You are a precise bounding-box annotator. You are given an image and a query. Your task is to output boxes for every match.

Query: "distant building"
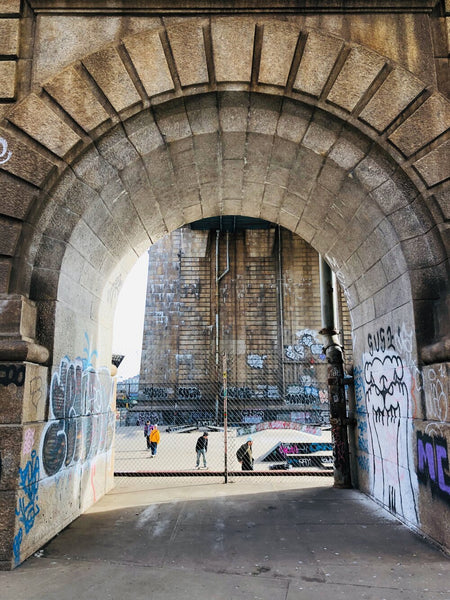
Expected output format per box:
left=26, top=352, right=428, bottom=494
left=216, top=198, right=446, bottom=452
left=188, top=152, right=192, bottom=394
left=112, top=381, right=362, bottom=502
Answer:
left=138, top=218, right=351, bottom=425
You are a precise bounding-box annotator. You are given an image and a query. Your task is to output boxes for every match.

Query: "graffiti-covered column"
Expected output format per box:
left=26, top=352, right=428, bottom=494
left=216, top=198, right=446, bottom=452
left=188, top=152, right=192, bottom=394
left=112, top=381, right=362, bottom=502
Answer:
left=416, top=362, right=450, bottom=550
left=0, top=295, right=49, bottom=570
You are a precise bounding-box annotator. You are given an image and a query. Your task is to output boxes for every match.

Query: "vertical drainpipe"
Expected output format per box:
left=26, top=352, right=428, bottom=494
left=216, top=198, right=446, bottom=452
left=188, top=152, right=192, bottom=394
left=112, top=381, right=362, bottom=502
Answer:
left=319, top=256, right=352, bottom=488
left=277, top=226, right=286, bottom=402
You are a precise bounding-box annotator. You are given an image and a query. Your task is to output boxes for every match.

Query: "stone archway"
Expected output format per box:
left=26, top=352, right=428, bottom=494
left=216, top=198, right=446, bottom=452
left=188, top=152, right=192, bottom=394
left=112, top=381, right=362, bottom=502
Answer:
left=0, top=20, right=448, bottom=568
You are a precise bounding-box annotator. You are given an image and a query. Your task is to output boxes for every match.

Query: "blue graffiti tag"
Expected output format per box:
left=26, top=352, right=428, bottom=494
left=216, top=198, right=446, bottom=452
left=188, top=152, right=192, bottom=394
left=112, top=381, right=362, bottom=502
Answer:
left=13, top=527, right=23, bottom=564
left=82, top=332, right=98, bottom=370
left=15, top=450, right=40, bottom=534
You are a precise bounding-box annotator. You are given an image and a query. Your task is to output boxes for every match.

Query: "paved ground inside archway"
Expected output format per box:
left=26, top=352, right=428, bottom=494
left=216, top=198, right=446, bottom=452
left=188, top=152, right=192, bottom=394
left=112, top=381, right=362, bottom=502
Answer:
left=1, top=478, right=448, bottom=600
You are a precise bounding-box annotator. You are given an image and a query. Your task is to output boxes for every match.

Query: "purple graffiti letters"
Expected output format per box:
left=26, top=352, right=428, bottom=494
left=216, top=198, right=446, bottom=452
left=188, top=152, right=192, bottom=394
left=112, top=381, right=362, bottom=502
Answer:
left=417, top=432, right=450, bottom=503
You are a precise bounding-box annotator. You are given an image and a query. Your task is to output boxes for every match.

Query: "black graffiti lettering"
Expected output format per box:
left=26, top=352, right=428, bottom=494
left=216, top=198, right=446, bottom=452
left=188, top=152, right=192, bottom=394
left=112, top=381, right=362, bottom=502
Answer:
left=0, top=364, right=25, bottom=387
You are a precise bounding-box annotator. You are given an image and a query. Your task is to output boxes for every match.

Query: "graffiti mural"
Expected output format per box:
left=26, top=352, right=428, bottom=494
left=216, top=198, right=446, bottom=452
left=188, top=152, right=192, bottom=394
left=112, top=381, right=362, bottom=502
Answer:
left=416, top=363, right=449, bottom=505
left=362, top=325, right=418, bottom=522
left=40, top=336, right=115, bottom=477
left=417, top=432, right=450, bottom=504
left=13, top=449, right=40, bottom=564
left=285, top=329, right=325, bottom=362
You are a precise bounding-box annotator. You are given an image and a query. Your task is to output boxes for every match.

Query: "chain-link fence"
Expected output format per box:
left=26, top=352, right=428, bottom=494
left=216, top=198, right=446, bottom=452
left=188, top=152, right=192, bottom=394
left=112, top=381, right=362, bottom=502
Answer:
left=114, top=354, right=335, bottom=478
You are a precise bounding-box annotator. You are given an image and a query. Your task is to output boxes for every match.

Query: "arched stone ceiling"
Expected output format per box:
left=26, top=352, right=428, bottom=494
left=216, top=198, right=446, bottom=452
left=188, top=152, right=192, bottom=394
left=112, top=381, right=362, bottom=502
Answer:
left=0, top=21, right=448, bottom=350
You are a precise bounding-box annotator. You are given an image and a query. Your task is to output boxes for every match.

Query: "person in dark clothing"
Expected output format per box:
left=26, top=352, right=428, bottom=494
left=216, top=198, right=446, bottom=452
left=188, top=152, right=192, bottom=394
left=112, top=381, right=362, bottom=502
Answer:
left=236, top=438, right=254, bottom=471
left=195, top=432, right=209, bottom=469
left=143, top=420, right=152, bottom=450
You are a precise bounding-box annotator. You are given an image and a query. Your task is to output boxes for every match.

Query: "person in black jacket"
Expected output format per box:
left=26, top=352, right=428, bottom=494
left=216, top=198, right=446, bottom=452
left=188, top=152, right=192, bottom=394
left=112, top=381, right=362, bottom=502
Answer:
left=236, top=438, right=254, bottom=471
left=195, top=432, right=208, bottom=469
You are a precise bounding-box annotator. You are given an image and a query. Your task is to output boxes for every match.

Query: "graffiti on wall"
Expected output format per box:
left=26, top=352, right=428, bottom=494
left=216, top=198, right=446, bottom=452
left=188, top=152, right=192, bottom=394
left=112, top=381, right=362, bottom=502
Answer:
left=416, top=363, right=449, bottom=505
left=0, top=364, right=25, bottom=387
left=13, top=448, right=40, bottom=564
left=285, top=329, right=325, bottom=362
left=247, top=354, right=266, bottom=369
left=417, top=432, right=450, bottom=504
left=40, top=334, right=115, bottom=477
left=361, top=325, right=418, bottom=523
left=0, top=137, right=12, bottom=164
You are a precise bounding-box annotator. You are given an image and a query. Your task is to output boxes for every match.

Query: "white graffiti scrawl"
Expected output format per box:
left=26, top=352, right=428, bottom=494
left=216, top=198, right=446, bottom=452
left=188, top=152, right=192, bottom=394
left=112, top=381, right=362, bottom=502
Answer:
left=0, top=137, right=12, bottom=164
left=363, top=325, right=418, bottom=524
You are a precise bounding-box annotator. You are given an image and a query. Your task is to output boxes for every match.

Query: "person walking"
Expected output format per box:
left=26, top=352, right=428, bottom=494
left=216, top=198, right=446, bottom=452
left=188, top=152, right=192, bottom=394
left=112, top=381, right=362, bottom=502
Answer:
left=236, top=437, right=254, bottom=471
left=149, top=424, right=160, bottom=457
left=195, top=432, right=208, bottom=469
left=143, top=420, right=152, bottom=450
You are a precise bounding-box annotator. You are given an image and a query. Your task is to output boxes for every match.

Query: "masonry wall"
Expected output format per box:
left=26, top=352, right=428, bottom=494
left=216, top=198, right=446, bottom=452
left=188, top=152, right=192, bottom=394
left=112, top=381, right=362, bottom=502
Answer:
left=139, top=226, right=351, bottom=423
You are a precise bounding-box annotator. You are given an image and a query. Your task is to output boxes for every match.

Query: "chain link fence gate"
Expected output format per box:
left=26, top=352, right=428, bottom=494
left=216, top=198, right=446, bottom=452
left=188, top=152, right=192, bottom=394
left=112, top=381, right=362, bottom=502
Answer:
left=114, top=352, right=335, bottom=480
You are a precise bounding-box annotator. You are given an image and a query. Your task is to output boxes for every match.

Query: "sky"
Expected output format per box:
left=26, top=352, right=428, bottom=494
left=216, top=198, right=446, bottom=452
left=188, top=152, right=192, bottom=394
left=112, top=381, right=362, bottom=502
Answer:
left=112, top=251, right=149, bottom=380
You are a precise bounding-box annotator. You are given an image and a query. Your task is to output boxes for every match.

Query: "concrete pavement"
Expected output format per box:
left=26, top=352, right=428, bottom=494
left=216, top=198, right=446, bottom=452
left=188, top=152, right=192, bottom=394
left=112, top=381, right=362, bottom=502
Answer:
left=1, top=477, right=448, bottom=600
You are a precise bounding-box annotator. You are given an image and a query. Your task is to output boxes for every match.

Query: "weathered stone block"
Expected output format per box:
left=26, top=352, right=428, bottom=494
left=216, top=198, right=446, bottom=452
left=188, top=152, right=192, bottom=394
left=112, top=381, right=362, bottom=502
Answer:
left=349, top=297, right=375, bottom=329
left=401, top=229, right=447, bottom=270
left=359, top=68, right=425, bottom=132
left=186, top=95, right=219, bottom=135
left=388, top=95, right=450, bottom=157
left=0, top=171, right=38, bottom=220
left=248, top=94, right=282, bottom=135
left=327, top=46, right=386, bottom=112
left=0, top=129, right=54, bottom=186
left=259, top=22, right=299, bottom=87
left=44, top=66, right=110, bottom=133
left=0, top=216, right=20, bottom=256
left=212, top=18, right=255, bottom=82
left=328, top=127, right=371, bottom=171
left=96, top=127, right=140, bottom=171
left=123, top=110, right=164, bottom=155
left=9, top=94, right=81, bottom=158
left=0, top=60, right=15, bottom=99
left=124, top=29, right=174, bottom=98
left=294, top=30, right=343, bottom=97
left=166, top=18, right=209, bottom=87
left=83, top=47, right=141, bottom=113
left=353, top=148, right=396, bottom=191
left=0, top=491, right=15, bottom=562
left=0, top=0, right=20, bottom=14
left=153, top=99, right=191, bottom=142
left=276, top=99, right=312, bottom=144
left=0, top=295, right=37, bottom=340
left=0, top=18, right=18, bottom=55
left=0, top=425, right=21, bottom=490
left=414, top=139, right=450, bottom=187
left=303, top=111, right=341, bottom=155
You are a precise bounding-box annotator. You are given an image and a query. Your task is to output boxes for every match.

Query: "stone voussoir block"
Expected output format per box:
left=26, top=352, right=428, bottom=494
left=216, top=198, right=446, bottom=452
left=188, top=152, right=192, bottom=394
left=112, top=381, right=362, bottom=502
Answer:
left=211, top=17, right=255, bottom=83
left=123, top=29, right=174, bottom=98
left=259, top=21, right=300, bottom=87
left=388, top=94, right=450, bottom=157
left=413, top=138, right=450, bottom=188
left=359, top=67, right=425, bottom=133
left=44, top=65, right=110, bottom=133
left=165, top=18, right=209, bottom=88
left=8, top=94, right=81, bottom=158
left=82, top=46, right=141, bottom=114
left=327, top=45, right=386, bottom=113
left=294, top=30, right=343, bottom=98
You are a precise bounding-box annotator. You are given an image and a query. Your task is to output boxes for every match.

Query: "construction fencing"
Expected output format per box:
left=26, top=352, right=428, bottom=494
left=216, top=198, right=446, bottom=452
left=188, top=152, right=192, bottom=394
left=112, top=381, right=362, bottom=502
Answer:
left=114, top=356, right=335, bottom=479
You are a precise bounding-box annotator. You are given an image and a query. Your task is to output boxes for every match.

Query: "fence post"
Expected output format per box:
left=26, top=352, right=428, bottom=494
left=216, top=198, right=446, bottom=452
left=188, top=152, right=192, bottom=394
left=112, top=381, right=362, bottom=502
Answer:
left=223, top=353, right=228, bottom=483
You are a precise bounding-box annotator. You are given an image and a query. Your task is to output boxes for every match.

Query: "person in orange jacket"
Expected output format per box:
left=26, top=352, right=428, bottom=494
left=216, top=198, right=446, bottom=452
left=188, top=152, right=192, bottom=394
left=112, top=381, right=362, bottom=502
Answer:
left=149, top=425, right=160, bottom=457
